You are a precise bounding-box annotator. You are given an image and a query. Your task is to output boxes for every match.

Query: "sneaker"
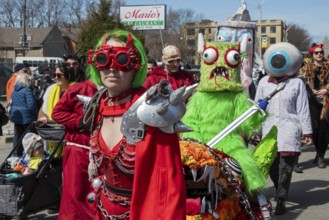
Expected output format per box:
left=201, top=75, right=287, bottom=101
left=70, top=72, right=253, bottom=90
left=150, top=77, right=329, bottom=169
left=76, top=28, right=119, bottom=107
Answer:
left=274, top=200, right=285, bottom=215
left=261, top=204, right=274, bottom=220
left=293, top=165, right=303, bottom=173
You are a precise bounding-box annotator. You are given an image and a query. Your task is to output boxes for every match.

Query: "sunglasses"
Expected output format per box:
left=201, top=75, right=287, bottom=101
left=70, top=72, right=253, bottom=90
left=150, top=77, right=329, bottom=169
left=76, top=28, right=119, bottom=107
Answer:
left=167, top=59, right=181, bottom=65
left=52, top=73, right=64, bottom=78
left=65, top=62, right=78, bottom=67
left=314, top=51, right=324, bottom=55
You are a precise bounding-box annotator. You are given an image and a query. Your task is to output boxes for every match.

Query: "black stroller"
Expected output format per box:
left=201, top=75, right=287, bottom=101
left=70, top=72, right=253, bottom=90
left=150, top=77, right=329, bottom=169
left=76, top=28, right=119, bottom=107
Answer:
left=0, top=121, right=65, bottom=219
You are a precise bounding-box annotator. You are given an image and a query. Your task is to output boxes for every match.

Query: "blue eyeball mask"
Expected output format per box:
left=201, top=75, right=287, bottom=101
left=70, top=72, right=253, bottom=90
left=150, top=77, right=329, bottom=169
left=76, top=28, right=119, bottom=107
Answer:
left=263, top=42, right=302, bottom=77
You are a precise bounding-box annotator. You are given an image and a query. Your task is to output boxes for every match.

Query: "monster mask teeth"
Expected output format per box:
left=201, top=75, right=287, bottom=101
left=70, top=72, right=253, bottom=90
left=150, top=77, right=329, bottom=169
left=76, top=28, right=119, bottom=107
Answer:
left=210, top=67, right=230, bottom=80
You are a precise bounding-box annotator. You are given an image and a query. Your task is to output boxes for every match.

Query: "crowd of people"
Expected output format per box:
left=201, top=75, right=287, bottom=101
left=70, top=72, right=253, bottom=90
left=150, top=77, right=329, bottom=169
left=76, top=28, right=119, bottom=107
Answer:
left=1, top=28, right=329, bottom=219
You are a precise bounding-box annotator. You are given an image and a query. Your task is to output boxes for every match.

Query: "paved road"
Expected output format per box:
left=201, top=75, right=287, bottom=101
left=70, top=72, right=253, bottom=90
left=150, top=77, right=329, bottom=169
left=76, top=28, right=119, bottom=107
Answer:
left=1, top=122, right=329, bottom=219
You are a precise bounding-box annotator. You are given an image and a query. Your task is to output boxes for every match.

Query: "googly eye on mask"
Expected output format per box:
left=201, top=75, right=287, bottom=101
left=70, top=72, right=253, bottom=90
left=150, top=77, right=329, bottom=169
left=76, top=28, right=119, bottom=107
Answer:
left=263, top=42, right=302, bottom=77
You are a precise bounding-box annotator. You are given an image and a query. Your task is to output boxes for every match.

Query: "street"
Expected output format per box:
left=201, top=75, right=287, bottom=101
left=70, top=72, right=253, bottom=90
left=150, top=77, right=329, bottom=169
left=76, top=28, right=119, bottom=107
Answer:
left=0, top=122, right=328, bottom=219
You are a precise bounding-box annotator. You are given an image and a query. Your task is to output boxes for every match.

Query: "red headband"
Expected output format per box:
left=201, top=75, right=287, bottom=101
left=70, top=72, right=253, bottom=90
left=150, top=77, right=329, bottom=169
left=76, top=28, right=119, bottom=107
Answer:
left=309, top=44, right=323, bottom=55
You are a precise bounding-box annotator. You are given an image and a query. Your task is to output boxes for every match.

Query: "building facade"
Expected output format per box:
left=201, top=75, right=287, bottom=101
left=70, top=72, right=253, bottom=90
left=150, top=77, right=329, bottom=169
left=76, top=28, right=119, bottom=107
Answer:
left=0, top=26, right=78, bottom=70
left=182, top=19, right=286, bottom=65
left=253, top=19, right=286, bottom=56
left=182, top=20, right=218, bottom=66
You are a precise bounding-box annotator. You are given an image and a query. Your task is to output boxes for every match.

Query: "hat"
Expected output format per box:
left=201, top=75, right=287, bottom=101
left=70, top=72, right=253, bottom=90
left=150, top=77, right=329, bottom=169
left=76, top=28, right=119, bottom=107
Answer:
left=14, top=63, right=29, bottom=72
left=38, top=63, right=49, bottom=74
left=309, top=43, right=323, bottom=56
left=162, top=45, right=181, bottom=62
left=22, top=133, right=44, bottom=157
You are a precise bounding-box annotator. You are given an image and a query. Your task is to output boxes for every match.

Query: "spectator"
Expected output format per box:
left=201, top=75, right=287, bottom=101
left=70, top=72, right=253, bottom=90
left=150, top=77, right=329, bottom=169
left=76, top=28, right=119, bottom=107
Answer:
left=51, top=73, right=98, bottom=219
left=64, top=54, right=86, bottom=82
left=146, top=58, right=157, bottom=75
left=300, top=43, right=329, bottom=168
left=38, top=63, right=75, bottom=122
left=255, top=42, right=312, bottom=215
left=9, top=73, right=38, bottom=156
left=83, top=29, right=186, bottom=219
left=14, top=132, right=50, bottom=175
left=6, top=63, right=30, bottom=103
left=143, top=44, right=196, bottom=90
left=36, top=63, right=54, bottom=109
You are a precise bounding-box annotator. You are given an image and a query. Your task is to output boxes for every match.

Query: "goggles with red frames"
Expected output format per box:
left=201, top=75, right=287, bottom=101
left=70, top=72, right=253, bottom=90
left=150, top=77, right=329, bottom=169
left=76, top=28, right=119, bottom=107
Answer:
left=87, top=33, right=141, bottom=72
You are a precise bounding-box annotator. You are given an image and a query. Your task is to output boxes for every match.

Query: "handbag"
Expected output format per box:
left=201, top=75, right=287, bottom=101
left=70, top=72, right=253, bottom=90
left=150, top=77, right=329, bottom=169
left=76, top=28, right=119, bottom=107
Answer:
left=0, top=103, right=9, bottom=126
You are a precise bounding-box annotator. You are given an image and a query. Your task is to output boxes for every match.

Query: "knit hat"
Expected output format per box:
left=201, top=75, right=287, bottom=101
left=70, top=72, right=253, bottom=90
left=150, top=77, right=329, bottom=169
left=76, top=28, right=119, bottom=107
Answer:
left=309, top=43, right=323, bottom=56
left=162, top=45, right=181, bottom=62
left=22, top=133, right=44, bottom=157
left=14, top=63, right=29, bottom=72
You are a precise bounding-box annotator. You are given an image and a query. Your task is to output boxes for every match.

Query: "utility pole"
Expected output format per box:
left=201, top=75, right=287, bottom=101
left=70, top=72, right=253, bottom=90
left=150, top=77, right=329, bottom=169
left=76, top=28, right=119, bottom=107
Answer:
left=259, top=0, right=267, bottom=59
left=285, top=23, right=293, bottom=43
left=22, top=0, right=27, bottom=56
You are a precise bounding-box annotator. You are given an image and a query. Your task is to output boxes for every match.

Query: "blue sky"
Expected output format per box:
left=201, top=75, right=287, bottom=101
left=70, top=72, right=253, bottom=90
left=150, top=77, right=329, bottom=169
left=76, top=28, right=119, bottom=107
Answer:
left=125, top=0, right=329, bottom=43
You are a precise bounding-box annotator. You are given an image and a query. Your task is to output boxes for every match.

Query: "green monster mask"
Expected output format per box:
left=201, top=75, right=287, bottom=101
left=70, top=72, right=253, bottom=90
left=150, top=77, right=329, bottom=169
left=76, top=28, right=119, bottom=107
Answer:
left=198, top=40, right=245, bottom=92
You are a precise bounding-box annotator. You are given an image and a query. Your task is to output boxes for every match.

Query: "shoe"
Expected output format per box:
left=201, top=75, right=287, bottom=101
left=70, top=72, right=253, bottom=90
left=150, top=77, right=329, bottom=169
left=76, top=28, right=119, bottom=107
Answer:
left=293, top=165, right=303, bottom=173
left=261, top=203, right=274, bottom=220
left=318, top=157, right=326, bottom=168
left=274, top=200, right=285, bottom=215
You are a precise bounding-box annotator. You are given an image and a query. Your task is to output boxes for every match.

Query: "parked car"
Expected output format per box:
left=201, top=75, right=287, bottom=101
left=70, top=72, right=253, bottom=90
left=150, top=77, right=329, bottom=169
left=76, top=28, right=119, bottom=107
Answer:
left=0, top=66, right=13, bottom=101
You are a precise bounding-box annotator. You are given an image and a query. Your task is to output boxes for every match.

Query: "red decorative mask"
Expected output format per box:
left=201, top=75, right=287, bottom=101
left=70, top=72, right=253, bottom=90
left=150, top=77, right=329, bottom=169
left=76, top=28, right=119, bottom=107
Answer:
left=87, top=33, right=141, bottom=72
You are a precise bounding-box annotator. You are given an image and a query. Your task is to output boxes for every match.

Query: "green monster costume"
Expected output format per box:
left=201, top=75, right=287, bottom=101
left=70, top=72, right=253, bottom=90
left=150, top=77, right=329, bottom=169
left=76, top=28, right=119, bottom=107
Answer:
left=181, top=36, right=267, bottom=194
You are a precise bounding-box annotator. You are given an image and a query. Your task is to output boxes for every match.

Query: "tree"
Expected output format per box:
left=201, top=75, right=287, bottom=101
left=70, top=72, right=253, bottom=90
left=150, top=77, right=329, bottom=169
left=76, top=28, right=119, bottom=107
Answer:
left=322, top=36, right=329, bottom=57
left=287, top=23, right=312, bottom=52
left=143, top=7, right=204, bottom=64
left=77, top=0, right=127, bottom=55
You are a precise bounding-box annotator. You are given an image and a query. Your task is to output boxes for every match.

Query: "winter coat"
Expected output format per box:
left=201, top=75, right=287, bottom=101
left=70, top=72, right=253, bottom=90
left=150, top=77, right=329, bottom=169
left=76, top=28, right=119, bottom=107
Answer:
left=299, top=59, right=329, bottom=120
left=10, top=83, right=38, bottom=124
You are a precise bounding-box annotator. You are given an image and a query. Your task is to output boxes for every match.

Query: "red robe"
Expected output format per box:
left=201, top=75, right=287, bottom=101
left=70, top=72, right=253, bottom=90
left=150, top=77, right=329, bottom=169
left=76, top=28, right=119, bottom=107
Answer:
left=91, top=88, right=186, bottom=220
left=52, top=80, right=98, bottom=220
left=143, top=66, right=196, bottom=90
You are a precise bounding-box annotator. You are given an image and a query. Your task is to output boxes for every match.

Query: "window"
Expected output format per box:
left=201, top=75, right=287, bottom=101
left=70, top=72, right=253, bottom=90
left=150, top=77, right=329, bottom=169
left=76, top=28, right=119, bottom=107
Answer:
left=270, top=26, right=276, bottom=33
left=199, top=28, right=205, bottom=35
left=187, top=29, right=195, bottom=35
left=269, top=38, right=276, bottom=44
left=208, top=28, right=211, bottom=33
left=26, top=34, right=32, bottom=41
left=261, top=26, right=266, bottom=33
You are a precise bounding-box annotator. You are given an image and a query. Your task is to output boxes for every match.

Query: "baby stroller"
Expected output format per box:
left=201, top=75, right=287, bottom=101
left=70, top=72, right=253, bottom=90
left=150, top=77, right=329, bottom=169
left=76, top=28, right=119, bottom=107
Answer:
left=0, top=121, right=65, bottom=219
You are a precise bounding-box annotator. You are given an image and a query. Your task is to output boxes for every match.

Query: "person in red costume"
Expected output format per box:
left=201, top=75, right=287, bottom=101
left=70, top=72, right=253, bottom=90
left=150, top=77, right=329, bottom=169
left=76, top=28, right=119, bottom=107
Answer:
left=51, top=70, right=98, bottom=218
left=143, top=44, right=196, bottom=90
left=83, top=29, right=186, bottom=220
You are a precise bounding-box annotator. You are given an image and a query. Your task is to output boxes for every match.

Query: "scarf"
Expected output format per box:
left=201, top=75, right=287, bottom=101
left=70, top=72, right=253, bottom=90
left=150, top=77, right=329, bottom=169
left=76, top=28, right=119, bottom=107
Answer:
left=47, top=82, right=75, bottom=120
